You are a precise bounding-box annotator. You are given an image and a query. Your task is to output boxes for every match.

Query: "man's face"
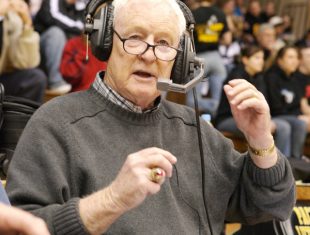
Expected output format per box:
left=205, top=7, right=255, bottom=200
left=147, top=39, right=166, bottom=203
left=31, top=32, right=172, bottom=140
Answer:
left=249, top=1, right=261, bottom=17
left=258, top=28, right=276, bottom=50
left=105, top=0, right=180, bottom=109
left=243, top=51, right=264, bottom=75
left=278, top=48, right=300, bottom=75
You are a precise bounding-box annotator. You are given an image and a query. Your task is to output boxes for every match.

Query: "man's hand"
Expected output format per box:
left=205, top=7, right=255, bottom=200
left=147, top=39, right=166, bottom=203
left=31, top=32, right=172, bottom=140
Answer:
left=224, top=79, right=277, bottom=167
left=79, top=147, right=177, bottom=234
left=0, top=203, right=50, bottom=235
left=107, top=147, right=177, bottom=211
left=224, top=79, right=271, bottom=144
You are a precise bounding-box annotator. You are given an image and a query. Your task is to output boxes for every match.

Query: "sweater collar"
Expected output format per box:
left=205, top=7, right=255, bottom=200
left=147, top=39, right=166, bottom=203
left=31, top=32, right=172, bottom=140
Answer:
left=88, top=84, right=163, bottom=125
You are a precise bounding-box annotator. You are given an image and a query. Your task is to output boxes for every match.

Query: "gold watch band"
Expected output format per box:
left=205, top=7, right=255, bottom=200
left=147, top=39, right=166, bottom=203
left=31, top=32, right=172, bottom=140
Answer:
left=248, top=141, right=275, bottom=157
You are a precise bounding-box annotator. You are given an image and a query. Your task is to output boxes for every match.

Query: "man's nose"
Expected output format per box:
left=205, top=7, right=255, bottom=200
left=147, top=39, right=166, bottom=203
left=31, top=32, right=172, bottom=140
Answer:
left=140, top=46, right=157, bottom=62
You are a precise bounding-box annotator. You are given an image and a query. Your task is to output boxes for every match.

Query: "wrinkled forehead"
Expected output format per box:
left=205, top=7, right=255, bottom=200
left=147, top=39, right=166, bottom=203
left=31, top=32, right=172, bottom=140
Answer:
left=114, top=0, right=181, bottom=36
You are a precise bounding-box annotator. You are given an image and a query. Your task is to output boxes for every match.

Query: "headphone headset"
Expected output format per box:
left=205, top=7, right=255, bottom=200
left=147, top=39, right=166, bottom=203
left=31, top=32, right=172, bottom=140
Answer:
left=84, top=0, right=197, bottom=85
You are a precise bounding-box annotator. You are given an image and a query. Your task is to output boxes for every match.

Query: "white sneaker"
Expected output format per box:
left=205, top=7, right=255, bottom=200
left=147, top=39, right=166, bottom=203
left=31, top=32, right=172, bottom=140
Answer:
left=46, top=83, right=72, bottom=96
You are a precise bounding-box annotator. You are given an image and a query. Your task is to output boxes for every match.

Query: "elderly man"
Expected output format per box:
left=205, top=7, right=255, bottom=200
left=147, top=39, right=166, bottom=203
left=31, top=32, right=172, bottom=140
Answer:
left=6, top=0, right=294, bottom=234
left=255, top=23, right=285, bottom=70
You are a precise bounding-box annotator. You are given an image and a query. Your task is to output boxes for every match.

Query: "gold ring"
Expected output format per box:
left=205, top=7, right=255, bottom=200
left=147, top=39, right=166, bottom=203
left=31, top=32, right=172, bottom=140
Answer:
left=150, top=167, right=164, bottom=183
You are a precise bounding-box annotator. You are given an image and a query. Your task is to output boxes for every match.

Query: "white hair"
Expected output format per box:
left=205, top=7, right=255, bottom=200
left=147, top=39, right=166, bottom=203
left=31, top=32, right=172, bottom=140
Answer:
left=257, top=23, right=275, bottom=35
left=112, top=0, right=186, bottom=37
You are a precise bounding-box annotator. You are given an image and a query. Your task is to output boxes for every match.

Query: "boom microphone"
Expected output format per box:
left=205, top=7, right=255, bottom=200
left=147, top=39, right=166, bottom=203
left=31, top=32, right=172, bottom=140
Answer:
left=157, top=57, right=205, bottom=93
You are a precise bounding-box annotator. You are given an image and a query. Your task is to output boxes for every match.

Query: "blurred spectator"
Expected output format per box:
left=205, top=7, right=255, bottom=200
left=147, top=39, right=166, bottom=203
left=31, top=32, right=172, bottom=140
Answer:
left=216, top=0, right=235, bottom=34
left=0, top=0, right=47, bottom=103
left=255, top=23, right=284, bottom=70
left=233, top=0, right=246, bottom=18
left=217, top=0, right=243, bottom=40
left=265, top=46, right=307, bottom=159
left=219, top=36, right=241, bottom=73
left=23, top=0, right=42, bottom=17
left=215, top=45, right=291, bottom=157
left=217, top=0, right=241, bottom=72
left=243, top=0, right=266, bottom=44
left=296, top=46, right=310, bottom=130
left=60, top=34, right=106, bottom=92
left=295, top=29, right=310, bottom=48
left=269, top=16, right=287, bottom=45
left=269, top=16, right=284, bottom=33
left=34, top=0, right=86, bottom=95
left=187, top=0, right=230, bottom=117
left=281, top=14, right=295, bottom=44
left=261, top=1, right=276, bottom=22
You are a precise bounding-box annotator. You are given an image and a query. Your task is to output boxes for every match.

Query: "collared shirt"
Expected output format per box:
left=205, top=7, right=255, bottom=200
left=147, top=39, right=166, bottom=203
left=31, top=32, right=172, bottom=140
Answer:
left=93, top=71, right=160, bottom=113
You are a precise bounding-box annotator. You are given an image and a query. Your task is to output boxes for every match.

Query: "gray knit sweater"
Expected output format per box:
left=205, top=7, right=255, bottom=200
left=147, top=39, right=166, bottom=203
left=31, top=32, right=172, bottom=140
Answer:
left=6, top=85, right=295, bottom=235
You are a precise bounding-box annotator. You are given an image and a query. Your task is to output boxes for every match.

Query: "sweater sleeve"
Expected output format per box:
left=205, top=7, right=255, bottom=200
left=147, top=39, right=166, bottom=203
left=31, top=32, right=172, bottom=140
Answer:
left=202, top=124, right=295, bottom=224
left=5, top=102, right=89, bottom=235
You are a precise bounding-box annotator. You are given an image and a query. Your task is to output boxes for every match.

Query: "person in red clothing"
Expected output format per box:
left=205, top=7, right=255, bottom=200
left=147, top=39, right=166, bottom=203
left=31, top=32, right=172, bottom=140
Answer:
left=60, top=34, right=107, bottom=92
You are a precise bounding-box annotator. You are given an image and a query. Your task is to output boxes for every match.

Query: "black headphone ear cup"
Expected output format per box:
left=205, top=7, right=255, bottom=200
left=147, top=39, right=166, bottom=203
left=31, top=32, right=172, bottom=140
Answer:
left=171, top=50, right=185, bottom=84
left=90, top=4, right=114, bottom=61
left=171, top=35, right=194, bottom=84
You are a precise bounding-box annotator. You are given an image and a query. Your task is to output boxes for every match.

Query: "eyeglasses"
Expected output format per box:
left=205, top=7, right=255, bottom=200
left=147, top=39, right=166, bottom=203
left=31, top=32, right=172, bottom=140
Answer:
left=113, top=29, right=181, bottom=61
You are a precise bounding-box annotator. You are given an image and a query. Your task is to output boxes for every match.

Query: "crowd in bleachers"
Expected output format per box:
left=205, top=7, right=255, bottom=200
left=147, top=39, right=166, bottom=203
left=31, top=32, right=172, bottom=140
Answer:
left=182, top=0, right=310, bottom=161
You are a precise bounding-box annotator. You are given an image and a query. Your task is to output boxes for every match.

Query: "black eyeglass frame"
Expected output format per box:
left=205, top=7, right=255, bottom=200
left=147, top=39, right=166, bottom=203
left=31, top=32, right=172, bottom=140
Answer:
left=113, top=29, right=182, bottom=61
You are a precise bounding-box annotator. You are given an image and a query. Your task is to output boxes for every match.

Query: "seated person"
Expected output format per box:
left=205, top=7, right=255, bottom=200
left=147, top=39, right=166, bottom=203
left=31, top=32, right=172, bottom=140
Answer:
left=295, top=45, right=310, bottom=131
left=34, top=0, right=86, bottom=95
left=186, top=0, right=230, bottom=117
left=243, top=0, right=266, bottom=44
left=60, top=34, right=107, bottom=92
left=0, top=0, right=47, bottom=103
left=214, top=45, right=291, bottom=157
left=265, top=46, right=308, bottom=159
left=6, top=0, right=295, bottom=234
left=255, top=23, right=284, bottom=71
